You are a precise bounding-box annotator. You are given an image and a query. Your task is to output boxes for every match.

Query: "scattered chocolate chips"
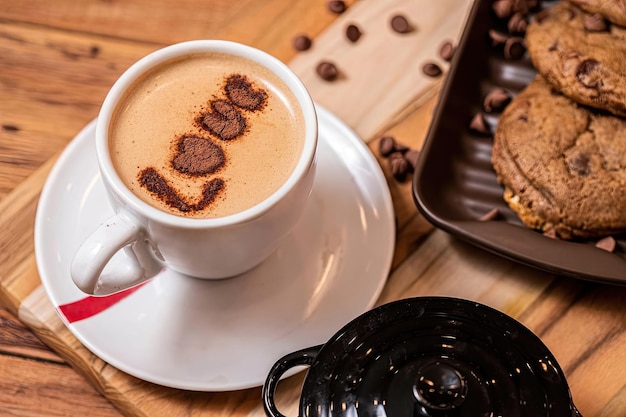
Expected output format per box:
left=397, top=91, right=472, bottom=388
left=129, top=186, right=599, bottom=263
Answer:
left=225, top=74, right=267, bottom=111
left=404, top=149, right=420, bottom=171
left=493, top=0, right=513, bottom=19
left=327, top=0, right=346, bottom=14
left=583, top=13, right=608, bottom=32
left=390, top=14, right=413, bottom=34
left=469, top=113, right=490, bottom=134
left=379, top=135, right=397, bottom=157
left=389, top=152, right=410, bottom=181
left=595, top=236, right=616, bottom=252
left=422, top=62, right=442, bottom=77
left=316, top=61, right=340, bottom=81
left=503, top=36, right=526, bottom=59
left=479, top=208, right=500, bottom=221
left=576, top=59, right=603, bottom=88
left=508, top=12, right=528, bottom=33
left=378, top=136, right=420, bottom=182
left=488, top=29, right=509, bottom=47
left=483, top=88, right=511, bottom=113
left=346, top=24, right=362, bottom=43
left=439, top=41, right=456, bottom=62
left=172, top=135, right=225, bottom=176
left=293, top=34, right=312, bottom=51
left=200, top=99, right=247, bottom=140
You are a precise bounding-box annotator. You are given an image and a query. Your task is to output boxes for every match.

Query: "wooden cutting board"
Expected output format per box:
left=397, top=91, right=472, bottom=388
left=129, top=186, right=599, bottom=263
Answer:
left=8, top=1, right=613, bottom=416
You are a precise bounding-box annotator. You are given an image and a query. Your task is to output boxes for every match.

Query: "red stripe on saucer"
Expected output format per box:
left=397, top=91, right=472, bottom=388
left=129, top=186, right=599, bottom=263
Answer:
left=59, top=282, right=148, bottom=323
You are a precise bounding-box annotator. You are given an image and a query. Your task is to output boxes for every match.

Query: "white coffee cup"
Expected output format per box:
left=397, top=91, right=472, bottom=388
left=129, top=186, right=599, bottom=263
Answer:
left=71, top=40, right=317, bottom=296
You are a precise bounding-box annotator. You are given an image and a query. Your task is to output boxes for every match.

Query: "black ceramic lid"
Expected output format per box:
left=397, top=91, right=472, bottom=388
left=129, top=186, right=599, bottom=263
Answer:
left=296, top=297, right=579, bottom=417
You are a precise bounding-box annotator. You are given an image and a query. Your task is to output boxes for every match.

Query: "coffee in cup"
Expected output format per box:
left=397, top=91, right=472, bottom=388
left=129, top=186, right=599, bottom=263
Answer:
left=71, top=41, right=317, bottom=295
left=109, top=52, right=305, bottom=218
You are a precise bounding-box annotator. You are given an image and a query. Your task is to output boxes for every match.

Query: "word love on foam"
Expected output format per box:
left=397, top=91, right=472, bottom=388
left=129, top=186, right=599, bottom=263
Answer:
left=137, top=74, right=268, bottom=214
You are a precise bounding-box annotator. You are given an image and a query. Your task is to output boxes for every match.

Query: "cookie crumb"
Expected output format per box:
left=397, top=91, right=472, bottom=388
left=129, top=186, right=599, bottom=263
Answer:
left=595, top=236, right=616, bottom=252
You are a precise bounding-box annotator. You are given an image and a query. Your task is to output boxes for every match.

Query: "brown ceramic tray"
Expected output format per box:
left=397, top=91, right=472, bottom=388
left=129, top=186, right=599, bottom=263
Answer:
left=413, top=0, right=626, bottom=285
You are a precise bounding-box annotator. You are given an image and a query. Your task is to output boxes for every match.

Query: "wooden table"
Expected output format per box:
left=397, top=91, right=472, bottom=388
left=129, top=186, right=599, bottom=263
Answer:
left=0, top=1, right=624, bottom=416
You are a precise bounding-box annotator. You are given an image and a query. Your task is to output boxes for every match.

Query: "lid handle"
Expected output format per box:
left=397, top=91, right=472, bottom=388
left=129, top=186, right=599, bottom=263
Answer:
left=413, top=361, right=467, bottom=412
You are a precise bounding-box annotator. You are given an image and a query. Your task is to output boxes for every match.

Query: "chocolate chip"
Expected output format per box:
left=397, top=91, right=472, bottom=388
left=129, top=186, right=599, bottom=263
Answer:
left=439, top=41, right=455, bottom=62
left=171, top=135, right=225, bottom=176
left=493, top=0, right=513, bottom=18
left=488, top=29, right=509, bottom=47
left=569, top=153, right=590, bottom=176
left=379, top=136, right=397, bottom=157
left=422, top=62, right=442, bottom=77
left=327, top=0, right=346, bottom=14
left=469, top=113, right=490, bottom=134
left=595, top=236, right=616, bottom=252
left=483, top=88, right=511, bottom=113
left=225, top=74, right=267, bottom=111
left=316, top=61, right=339, bottom=81
left=548, top=41, right=558, bottom=52
left=293, top=34, right=312, bottom=51
left=346, top=24, right=362, bottom=43
left=479, top=208, right=500, bottom=221
left=503, top=36, right=526, bottom=59
left=200, top=99, right=247, bottom=140
left=577, top=59, right=603, bottom=88
left=389, top=153, right=410, bottom=181
left=404, top=149, right=420, bottom=171
left=390, top=15, right=413, bottom=34
left=583, top=13, right=608, bottom=32
left=508, top=12, right=527, bottom=33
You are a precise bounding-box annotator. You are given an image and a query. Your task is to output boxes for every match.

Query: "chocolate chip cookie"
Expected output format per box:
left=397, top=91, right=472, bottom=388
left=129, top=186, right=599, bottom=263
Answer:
left=568, top=0, right=626, bottom=26
left=492, top=76, right=626, bottom=240
left=526, top=2, right=626, bottom=117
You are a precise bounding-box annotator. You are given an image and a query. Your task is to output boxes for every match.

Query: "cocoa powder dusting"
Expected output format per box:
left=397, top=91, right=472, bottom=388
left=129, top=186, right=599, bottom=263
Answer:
left=172, top=135, right=226, bottom=176
left=138, top=167, right=225, bottom=214
left=201, top=99, right=247, bottom=140
left=224, top=74, right=267, bottom=111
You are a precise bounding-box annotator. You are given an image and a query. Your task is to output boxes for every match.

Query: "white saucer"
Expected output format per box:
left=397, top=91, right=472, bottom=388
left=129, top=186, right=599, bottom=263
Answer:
left=34, top=105, right=395, bottom=391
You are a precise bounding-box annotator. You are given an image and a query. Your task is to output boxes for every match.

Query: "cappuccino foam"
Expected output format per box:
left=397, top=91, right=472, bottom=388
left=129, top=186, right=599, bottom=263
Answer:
left=109, top=52, right=305, bottom=218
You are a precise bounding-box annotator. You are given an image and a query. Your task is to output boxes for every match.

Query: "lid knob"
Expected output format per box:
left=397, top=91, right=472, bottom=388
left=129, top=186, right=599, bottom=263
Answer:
left=413, top=361, right=467, bottom=411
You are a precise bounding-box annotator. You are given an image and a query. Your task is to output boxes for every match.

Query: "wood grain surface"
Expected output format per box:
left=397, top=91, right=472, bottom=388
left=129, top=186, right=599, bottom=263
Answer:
left=0, top=0, right=625, bottom=416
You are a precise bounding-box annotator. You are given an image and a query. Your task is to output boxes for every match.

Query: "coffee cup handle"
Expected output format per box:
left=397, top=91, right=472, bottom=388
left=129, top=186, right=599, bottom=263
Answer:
left=70, top=214, right=162, bottom=296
